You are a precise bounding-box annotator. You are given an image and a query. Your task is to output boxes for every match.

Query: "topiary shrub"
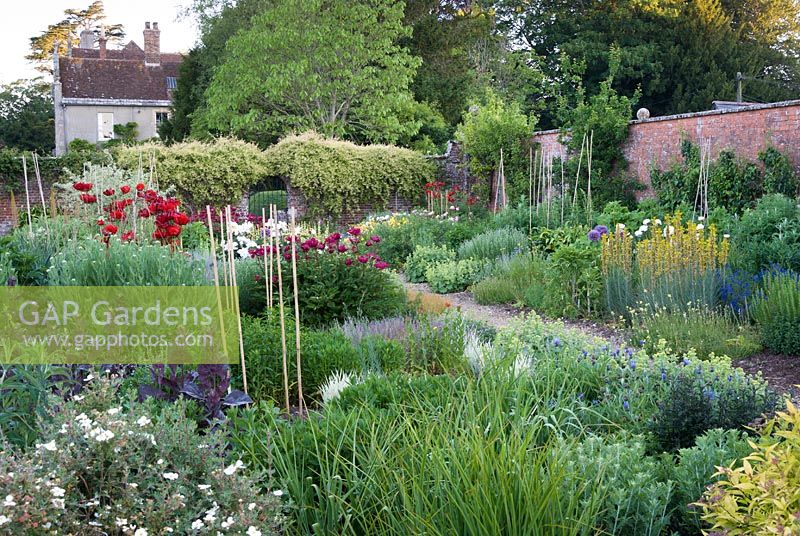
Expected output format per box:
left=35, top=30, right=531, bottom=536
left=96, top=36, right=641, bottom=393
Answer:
left=457, top=227, right=528, bottom=261
left=261, top=132, right=435, bottom=217
left=405, top=244, right=456, bottom=283
left=114, top=138, right=269, bottom=208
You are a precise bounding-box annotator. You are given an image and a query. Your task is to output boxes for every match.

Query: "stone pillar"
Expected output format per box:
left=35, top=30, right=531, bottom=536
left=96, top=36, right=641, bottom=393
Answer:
left=53, top=46, right=66, bottom=156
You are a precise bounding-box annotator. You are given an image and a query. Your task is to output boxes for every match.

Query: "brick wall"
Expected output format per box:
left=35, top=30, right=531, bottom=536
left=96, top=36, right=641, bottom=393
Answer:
left=531, top=100, right=800, bottom=196
left=0, top=185, right=54, bottom=235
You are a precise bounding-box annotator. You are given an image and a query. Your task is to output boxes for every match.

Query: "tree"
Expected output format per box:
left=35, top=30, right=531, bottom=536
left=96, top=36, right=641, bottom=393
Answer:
left=492, top=0, right=800, bottom=124
left=0, top=79, right=54, bottom=153
left=28, top=1, right=124, bottom=73
left=202, top=0, right=421, bottom=145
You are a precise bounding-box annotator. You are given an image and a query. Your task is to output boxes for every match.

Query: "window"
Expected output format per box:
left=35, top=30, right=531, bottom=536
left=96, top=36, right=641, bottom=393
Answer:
left=166, top=77, right=177, bottom=90
left=97, top=112, right=114, bottom=141
left=155, top=111, right=170, bottom=127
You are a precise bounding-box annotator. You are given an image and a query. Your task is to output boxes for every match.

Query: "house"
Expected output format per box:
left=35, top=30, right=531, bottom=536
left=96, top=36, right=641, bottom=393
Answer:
left=53, top=22, right=182, bottom=155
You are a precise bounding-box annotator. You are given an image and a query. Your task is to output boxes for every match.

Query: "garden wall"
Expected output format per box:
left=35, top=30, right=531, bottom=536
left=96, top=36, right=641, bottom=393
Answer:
left=531, top=99, right=800, bottom=195
left=0, top=185, right=54, bottom=236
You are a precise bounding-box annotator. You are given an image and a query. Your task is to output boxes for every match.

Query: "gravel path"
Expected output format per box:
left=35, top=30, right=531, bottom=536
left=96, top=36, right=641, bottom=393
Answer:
left=404, top=281, right=627, bottom=345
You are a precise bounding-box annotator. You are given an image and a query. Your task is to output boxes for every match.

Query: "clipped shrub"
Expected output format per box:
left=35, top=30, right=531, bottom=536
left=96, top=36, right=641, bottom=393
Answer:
left=425, top=258, right=488, bottom=294
left=261, top=132, right=435, bottom=217
left=0, top=381, right=284, bottom=535
left=750, top=269, right=800, bottom=354
left=457, top=226, right=528, bottom=261
left=698, top=400, right=800, bottom=535
left=729, top=194, right=800, bottom=273
left=405, top=244, right=456, bottom=283
left=115, top=138, right=268, bottom=208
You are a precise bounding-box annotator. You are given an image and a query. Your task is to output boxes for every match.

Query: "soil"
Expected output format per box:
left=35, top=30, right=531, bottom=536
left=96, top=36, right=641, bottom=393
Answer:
left=405, top=280, right=800, bottom=400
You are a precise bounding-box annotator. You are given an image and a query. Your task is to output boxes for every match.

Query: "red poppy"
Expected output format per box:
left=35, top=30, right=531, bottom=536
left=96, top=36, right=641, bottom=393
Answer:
left=138, top=208, right=151, bottom=218
left=80, top=194, right=97, bottom=204
left=121, top=230, right=135, bottom=242
left=109, top=209, right=125, bottom=221
left=348, top=227, right=362, bottom=236
left=73, top=182, right=93, bottom=192
left=120, top=185, right=131, bottom=194
left=103, top=188, right=115, bottom=196
left=357, top=255, right=368, bottom=264
left=135, top=183, right=145, bottom=191
left=103, top=224, right=118, bottom=235
left=374, top=261, right=389, bottom=270
left=96, top=218, right=105, bottom=226
left=345, top=258, right=353, bottom=266
left=337, top=244, right=347, bottom=253
left=166, top=225, right=182, bottom=237
left=173, top=212, right=190, bottom=225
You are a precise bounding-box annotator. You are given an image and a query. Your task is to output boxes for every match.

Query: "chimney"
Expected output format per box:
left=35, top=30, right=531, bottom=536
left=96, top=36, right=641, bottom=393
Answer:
left=143, top=21, right=161, bottom=65
left=79, top=27, right=95, bottom=49
left=98, top=31, right=107, bottom=59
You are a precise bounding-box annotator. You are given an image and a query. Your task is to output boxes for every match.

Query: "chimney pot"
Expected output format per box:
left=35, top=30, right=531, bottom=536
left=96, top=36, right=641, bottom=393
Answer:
left=79, top=28, right=95, bottom=49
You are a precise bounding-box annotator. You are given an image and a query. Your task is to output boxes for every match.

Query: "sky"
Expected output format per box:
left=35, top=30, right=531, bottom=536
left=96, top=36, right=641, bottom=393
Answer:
left=2, top=1, right=199, bottom=84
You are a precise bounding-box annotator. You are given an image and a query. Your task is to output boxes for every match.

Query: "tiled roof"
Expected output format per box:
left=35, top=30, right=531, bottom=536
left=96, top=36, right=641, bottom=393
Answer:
left=59, top=42, right=182, bottom=101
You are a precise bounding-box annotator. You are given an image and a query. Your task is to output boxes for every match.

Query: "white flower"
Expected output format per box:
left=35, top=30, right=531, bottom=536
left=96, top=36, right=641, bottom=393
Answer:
left=134, top=529, right=148, bottom=536
left=643, top=218, right=651, bottom=225
left=698, top=216, right=705, bottom=221
left=3, top=495, right=16, bottom=507
left=191, top=520, right=204, bottom=530
left=319, top=371, right=355, bottom=404
left=654, top=218, right=662, bottom=225
left=115, top=518, right=129, bottom=527
left=51, top=498, right=65, bottom=509
left=136, top=416, right=152, bottom=427
left=89, top=428, right=115, bottom=442
left=162, top=472, right=179, bottom=481
left=723, top=234, right=730, bottom=239
left=157, top=459, right=164, bottom=465
left=221, top=517, right=235, bottom=529
left=38, top=440, right=57, bottom=451
left=0, top=516, right=10, bottom=526
left=247, top=503, right=256, bottom=511
left=696, top=223, right=705, bottom=230
left=198, top=484, right=212, bottom=491
left=223, top=460, right=245, bottom=476
left=51, top=486, right=66, bottom=497
left=247, top=527, right=262, bottom=536
left=634, top=230, right=643, bottom=237
left=272, top=489, right=284, bottom=497
left=106, top=407, right=121, bottom=415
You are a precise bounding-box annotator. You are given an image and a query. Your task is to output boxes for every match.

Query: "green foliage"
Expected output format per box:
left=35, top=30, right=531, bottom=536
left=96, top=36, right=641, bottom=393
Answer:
left=729, top=194, right=800, bottom=273
left=750, top=270, right=800, bottom=354
left=760, top=146, right=799, bottom=197
left=248, top=190, right=287, bottom=214
left=47, top=239, right=209, bottom=286
left=670, top=428, right=752, bottom=534
left=0, top=365, right=70, bottom=447
left=261, top=133, right=434, bottom=217
left=114, top=138, right=268, bottom=208
left=105, top=121, right=139, bottom=147
left=558, top=48, right=640, bottom=209
left=457, top=226, right=529, bottom=261
left=240, top=316, right=361, bottom=404
left=425, top=258, right=488, bottom=294
left=0, top=381, right=284, bottom=534
left=0, top=78, right=54, bottom=153
left=543, top=242, right=602, bottom=318
left=531, top=224, right=590, bottom=255
left=699, top=400, right=800, bottom=535
left=630, top=306, right=761, bottom=361
left=179, top=221, right=210, bottom=252
left=202, top=0, right=421, bottom=145
left=404, top=244, right=455, bottom=283
left=648, top=363, right=778, bottom=452
left=456, top=88, right=535, bottom=200
left=473, top=253, right=546, bottom=305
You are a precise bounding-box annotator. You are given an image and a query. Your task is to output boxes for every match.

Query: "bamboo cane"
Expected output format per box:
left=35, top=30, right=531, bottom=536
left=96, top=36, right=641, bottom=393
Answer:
left=528, top=146, right=533, bottom=234
left=587, top=131, right=594, bottom=222
left=49, top=190, right=57, bottom=219
left=289, top=208, right=305, bottom=414
left=262, top=207, right=270, bottom=310
left=226, top=205, right=248, bottom=396
left=21, top=155, right=33, bottom=236
left=206, top=205, right=229, bottom=362
left=268, top=205, right=275, bottom=310
left=32, top=153, right=47, bottom=219
left=573, top=133, right=587, bottom=207
left=275, top=210, right=291, bottom=414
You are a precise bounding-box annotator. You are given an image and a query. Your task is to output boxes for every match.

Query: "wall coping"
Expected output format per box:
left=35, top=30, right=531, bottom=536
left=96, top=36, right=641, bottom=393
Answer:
left=61, top=98, right=172, bottom=107
left=531, top=99, right=800, bottom=137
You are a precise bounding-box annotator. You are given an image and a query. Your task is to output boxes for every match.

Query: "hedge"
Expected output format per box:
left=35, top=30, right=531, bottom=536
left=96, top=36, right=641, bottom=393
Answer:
left=261, top=132, right=435, bottom=217
left=0, top=143, right=110, bottom=192
left=114, top=138, right=269, bottom=208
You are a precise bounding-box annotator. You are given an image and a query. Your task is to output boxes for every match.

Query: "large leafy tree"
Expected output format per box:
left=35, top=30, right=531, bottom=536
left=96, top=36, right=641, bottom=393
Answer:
left=202, top=0, right=421, bottom=145
left=0, top=79, right=54, bottom=153
left=28, top=1, right=124, bottom=73
left=493, top=0, right=800, bottom=124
